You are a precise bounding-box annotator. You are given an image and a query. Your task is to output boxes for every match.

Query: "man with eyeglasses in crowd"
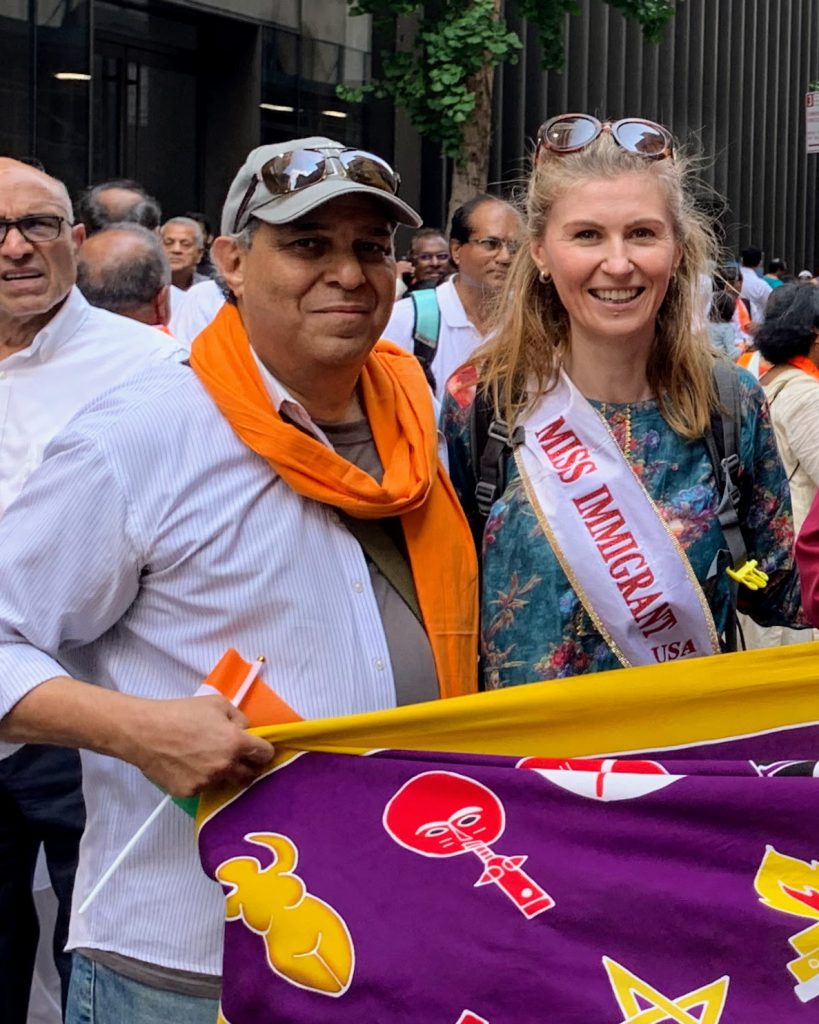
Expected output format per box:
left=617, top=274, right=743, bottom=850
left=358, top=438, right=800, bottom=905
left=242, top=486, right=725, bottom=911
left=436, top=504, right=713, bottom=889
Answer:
left=0, top=158, right=182, bottom=1024
left=0, top=137, right=478, bottom=1023
left=393, top=228, right=450, bottom=300
left=384, top=194, right=522, bottom=399
left=405, top=227, right=451, bottom=291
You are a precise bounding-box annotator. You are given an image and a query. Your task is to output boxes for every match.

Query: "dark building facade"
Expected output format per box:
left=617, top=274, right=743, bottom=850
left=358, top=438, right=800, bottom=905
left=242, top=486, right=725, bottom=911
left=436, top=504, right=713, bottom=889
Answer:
left=496, top=0, right=818, bottom=274
left=493, top=0, right=816, bottom=273
left=2, top=0, right=817, bottom=270
left=0, top=0, right=386, bottom=227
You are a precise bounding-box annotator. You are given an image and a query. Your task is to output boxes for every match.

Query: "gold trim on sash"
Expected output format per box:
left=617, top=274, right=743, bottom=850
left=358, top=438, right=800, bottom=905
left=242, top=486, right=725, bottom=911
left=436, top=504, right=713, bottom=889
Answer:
left=592, top=410, right=720, bottom=657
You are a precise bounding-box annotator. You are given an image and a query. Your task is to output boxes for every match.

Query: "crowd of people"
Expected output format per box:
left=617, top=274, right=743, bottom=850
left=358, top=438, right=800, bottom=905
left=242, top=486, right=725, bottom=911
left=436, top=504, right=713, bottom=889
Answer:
left=0, top=117, right=818, bottom=1024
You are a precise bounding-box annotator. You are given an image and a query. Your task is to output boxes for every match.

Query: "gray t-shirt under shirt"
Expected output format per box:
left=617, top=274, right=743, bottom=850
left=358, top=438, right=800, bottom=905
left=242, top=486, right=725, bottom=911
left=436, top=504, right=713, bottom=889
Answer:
left=318, top=416, right=439, bottom=708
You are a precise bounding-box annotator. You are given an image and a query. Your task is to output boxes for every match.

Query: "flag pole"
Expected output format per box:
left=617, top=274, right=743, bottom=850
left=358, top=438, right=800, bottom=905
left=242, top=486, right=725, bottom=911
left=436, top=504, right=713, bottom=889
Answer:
left=78, top=656, right=266, bottom=914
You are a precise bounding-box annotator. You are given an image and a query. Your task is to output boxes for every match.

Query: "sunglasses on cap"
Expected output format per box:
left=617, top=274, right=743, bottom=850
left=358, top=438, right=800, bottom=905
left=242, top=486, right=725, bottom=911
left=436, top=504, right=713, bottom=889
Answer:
left=536, top=114, right=674, bottom=162
left=232, top=147, right=401, bottom=233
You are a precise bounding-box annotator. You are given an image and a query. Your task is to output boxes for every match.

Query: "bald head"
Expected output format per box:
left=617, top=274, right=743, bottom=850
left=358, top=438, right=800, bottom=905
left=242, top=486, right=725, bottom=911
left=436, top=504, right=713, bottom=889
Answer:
left=75, top=179, right=162, bottom=235
left=77, top=223, right=171, bottom=325
left=0, top=158, right=72, bottom=219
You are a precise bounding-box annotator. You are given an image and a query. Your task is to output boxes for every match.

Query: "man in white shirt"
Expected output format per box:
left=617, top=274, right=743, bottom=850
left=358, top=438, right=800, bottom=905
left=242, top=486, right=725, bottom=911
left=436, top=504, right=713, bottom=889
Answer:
left=0, top=138, right=477, bottom=1023
left=383, top=195, right=522, bottom=398
left=77, top=223, right=172, bottom=329
left=740, top=245, right=773, bottom=323
left=161, top=217, right=212, bottom=325
left=168, top=277, right=225, bottom=350
left=0, top=159, right=183, bottom=1024
left=161, top=217, right=209, bottom=292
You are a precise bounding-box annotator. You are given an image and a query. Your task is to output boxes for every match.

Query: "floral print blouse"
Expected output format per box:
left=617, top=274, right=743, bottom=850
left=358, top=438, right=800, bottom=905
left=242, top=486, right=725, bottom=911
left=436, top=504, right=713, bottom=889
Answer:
left=443, top=366, right=804, bottom=689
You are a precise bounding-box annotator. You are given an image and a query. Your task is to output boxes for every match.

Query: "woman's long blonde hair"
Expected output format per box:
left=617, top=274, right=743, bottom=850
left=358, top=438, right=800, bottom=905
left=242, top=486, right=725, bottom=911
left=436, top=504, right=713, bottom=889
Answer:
left=477, top=132, right=720, bottom=439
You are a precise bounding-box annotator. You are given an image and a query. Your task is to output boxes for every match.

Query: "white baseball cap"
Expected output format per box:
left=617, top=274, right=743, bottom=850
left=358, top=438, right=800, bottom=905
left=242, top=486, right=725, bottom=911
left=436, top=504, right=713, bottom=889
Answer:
left=221, top=137, right=421, bottom=235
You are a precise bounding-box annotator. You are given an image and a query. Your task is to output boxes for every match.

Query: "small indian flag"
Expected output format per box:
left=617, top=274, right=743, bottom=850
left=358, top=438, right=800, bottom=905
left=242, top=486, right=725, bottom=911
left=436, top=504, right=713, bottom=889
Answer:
left=172, top=648, right=302, bottom=817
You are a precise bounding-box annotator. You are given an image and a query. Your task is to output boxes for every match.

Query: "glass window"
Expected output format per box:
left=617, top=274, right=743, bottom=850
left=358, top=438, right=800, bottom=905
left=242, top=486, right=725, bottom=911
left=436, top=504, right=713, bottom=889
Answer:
left=36, top=0, right=91, bottom=196
left=261, top=27, right=373, bottom=150
left=0, top=1, right=33, bottom=161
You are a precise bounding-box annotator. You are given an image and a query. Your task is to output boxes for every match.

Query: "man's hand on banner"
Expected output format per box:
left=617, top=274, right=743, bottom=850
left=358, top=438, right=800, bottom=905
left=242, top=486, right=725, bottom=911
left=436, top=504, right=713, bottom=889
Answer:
left=126, top=694, right=276, bottom=797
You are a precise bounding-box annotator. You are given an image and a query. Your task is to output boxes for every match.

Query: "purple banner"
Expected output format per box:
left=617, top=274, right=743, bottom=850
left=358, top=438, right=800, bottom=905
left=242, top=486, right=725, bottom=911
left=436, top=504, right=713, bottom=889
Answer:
left=199, top=727, right=819, bottom=1023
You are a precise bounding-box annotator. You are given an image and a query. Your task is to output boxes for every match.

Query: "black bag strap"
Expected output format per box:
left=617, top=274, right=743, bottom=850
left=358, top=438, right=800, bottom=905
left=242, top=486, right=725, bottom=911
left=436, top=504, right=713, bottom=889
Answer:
left=337, top=512, right=423, bottom=625
left=702, top=358, right=748, bottom=652
left=705, top=360, right=746, bottom=566
left=470, top=386, right=524, bottom=525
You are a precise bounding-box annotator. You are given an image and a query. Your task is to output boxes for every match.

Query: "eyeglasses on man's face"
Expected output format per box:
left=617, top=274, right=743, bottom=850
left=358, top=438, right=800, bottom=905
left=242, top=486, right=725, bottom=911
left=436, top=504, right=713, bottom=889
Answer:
left=413, top=251, right=450, bottom=264
left=0, top=215, right=70, bottom=245
left=468, top=236, right=521, bottom=256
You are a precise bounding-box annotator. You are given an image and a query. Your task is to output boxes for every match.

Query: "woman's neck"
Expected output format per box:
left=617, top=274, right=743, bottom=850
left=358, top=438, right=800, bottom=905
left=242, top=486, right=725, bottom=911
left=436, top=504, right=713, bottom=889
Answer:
left=563, top=333, right=654, bottom=403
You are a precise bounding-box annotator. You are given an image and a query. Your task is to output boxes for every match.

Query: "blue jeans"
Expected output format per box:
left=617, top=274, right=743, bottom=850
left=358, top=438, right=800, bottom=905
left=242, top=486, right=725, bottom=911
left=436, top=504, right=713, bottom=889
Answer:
left=66, top=953, right=220, bottom=1024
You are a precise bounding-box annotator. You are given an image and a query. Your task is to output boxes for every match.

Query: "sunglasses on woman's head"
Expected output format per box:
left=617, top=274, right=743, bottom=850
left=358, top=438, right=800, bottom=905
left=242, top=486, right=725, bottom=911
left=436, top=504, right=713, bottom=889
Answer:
left=535, top=114, right=674, bottom=163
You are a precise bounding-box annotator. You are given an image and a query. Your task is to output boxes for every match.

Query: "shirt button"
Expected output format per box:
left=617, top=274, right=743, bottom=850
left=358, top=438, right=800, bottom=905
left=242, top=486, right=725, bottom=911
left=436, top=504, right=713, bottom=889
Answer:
left=373, top=657, right=385, bottom=671
left=352, top=580, right=364, bottom=593
left=0, top=371, right=6, bottom=380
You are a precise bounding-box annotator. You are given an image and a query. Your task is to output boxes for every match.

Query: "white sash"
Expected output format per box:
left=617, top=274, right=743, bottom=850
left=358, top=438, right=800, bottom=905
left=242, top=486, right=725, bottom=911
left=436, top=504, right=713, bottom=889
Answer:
left=514, top=371, right=719, bottom=667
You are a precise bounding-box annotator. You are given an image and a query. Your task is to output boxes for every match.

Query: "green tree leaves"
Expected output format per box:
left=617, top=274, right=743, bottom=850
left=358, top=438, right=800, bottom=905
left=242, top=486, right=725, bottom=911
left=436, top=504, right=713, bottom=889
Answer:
left=338, top=0, right=677, bottom=162
left=340, top=0, right=521, bottom=158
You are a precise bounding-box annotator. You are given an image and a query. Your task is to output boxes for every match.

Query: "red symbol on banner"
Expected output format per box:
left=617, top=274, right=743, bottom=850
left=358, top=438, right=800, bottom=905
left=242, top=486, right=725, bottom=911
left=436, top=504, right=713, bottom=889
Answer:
left=383, top=771, right=554, bottom=918
left=456, top=1012, right=489, bottom=1024
left=518, top=756, right=677, bottom=801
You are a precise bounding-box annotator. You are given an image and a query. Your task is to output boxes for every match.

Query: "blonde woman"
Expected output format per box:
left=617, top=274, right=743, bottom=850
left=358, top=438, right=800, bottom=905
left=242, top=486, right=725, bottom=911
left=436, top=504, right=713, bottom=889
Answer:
left=443, top=114, right=803, bottom=688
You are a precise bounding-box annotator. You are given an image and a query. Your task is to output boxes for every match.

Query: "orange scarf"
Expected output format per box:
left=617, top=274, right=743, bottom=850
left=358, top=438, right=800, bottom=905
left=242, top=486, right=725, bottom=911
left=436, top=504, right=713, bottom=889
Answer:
left=788, top=355, right=819, bottom=382
left=190, top=304, right=478, bottom=699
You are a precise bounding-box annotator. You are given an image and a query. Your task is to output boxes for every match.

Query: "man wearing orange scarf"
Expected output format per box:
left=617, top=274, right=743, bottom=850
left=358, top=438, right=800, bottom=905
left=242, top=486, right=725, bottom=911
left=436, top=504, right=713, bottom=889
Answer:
left=0, top=138, right=478, bottom=1023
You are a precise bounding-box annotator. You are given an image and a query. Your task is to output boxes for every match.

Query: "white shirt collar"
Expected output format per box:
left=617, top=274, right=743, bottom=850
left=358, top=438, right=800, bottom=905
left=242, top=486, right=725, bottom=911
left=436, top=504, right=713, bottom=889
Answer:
left=249, top=345, right=333, bottom=447
left=437, top=275, right=474, bottom=330
left=3, top=286, right=91, bottom=367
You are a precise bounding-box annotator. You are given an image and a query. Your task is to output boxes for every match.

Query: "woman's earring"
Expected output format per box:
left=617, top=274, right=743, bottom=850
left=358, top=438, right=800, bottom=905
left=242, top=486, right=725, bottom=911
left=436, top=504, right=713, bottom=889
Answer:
left=539, top=270, right=551, bottom=284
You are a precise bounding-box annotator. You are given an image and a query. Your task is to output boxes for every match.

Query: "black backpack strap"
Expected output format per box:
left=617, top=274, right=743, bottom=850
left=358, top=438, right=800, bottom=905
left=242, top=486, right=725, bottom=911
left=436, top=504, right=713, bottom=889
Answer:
left=706, top=359, right=746, bottom=571
left=470, top=387, right=524, bottom=522
left=704, top=358, right=770, bottom=651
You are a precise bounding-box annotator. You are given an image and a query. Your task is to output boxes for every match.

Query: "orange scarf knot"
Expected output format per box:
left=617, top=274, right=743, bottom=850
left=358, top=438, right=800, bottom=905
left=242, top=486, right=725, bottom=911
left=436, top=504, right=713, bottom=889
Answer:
left=190, top=303, right=478, bottom=698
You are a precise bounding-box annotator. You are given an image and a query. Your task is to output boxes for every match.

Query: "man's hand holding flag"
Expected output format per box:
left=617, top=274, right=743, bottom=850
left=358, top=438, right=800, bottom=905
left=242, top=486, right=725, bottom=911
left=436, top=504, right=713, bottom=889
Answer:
left=79, top=649, right=300, bottom=912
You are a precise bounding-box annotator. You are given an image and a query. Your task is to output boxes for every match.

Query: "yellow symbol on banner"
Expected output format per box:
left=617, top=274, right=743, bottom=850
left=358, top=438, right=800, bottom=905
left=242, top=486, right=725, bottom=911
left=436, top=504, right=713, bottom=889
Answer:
left=216, top=832, right=354, bottom=997
left=754, top=845, right=819, bottom=1003
left=603, top=957, right=729, bottom=1023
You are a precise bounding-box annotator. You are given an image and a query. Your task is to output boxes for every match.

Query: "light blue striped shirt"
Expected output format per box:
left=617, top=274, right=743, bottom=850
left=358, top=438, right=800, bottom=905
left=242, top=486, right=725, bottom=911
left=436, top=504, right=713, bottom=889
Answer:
left=0, top=359, right=401, bottom=974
